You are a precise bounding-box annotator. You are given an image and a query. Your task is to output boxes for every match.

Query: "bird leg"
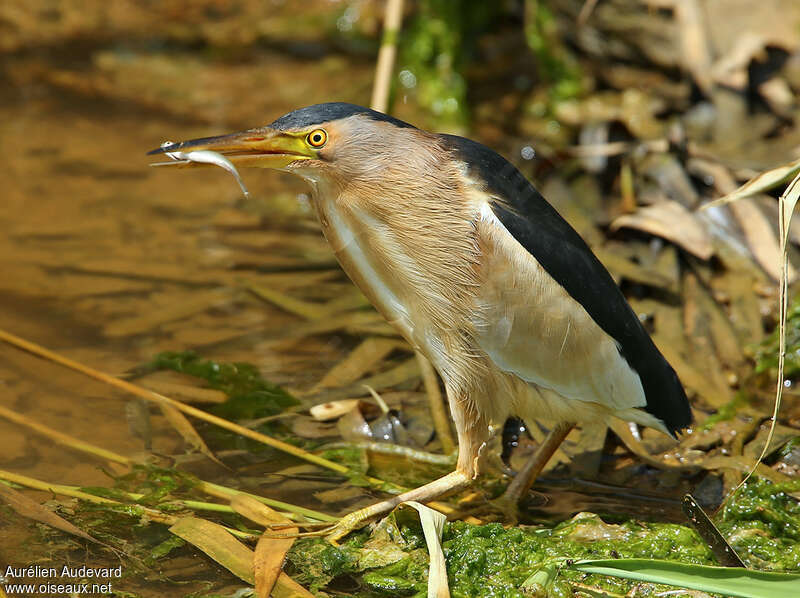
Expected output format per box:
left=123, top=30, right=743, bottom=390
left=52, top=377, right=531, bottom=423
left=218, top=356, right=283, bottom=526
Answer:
left=488, top=421, right=575, bottom=522
left=325, top=399, right=489, bottom=543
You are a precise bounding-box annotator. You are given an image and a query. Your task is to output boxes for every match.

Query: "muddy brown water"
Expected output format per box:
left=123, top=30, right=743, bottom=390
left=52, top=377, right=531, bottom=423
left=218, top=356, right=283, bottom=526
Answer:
left=0, top=60, right=383, bottom=590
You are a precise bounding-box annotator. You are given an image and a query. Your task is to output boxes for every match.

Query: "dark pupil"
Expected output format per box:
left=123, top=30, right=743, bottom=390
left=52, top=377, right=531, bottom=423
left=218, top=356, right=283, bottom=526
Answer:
left=312, top=134, right=321, bottom=143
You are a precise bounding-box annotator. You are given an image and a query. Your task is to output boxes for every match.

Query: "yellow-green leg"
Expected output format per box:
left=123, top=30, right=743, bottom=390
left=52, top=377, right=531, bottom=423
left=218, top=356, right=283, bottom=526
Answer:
left=326, top=470, right=471, bottom=543
left=326, top=394, right=489, bottom=543
left=491, top=421, right=575, bottom=521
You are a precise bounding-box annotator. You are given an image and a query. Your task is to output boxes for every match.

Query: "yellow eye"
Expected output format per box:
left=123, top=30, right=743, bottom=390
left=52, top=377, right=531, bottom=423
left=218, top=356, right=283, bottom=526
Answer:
left=307, top=129, right=327, bottom=148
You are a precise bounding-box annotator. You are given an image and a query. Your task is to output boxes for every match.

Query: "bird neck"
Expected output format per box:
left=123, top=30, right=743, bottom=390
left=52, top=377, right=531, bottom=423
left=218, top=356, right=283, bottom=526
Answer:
left=309, top=175, right=487, bottom=395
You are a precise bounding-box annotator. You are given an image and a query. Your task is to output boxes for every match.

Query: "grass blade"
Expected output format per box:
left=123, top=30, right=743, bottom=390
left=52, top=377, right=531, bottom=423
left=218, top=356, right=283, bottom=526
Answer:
left=702, top=157, right=800, bottom=209
left=400, top=501, right=450, bottom=598
left=569, top=559, right=800, bottom=598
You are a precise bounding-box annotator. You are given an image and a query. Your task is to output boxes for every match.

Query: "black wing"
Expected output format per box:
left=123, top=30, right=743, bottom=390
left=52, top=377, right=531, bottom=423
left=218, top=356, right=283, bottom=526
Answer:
left=440, top=134, right=691, bottom=435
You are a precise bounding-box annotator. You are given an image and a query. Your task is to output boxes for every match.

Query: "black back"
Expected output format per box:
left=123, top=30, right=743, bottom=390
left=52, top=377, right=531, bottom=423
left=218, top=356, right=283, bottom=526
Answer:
left=440, top=134, right=692, bottom=435
left=270, top=102, right=417, bottom=131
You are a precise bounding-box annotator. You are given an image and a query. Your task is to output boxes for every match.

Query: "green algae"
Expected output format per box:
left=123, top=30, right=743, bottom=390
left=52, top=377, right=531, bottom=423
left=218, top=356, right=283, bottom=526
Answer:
left=717, top=478, right=800, bottom=571
left=143, top=351, right=298, bottom=420
left=442, top=517, right=713, bottom=597
left=287, top=478, right=800, bottom=597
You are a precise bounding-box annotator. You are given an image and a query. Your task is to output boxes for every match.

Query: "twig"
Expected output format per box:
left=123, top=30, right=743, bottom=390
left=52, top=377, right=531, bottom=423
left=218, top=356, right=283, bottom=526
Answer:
left=0, top=328, right=406, bottom=496
left=370, top=0, right=405, bottom=112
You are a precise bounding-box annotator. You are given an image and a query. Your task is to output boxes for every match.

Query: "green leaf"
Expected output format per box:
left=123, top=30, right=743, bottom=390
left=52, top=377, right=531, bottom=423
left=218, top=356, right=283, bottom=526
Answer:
left=569, top=559, right=800, bottom=598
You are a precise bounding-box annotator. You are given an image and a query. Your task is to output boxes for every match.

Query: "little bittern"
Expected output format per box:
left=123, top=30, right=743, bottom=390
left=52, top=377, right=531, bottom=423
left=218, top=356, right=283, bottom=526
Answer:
left=150, top=103, right=691, bottom=539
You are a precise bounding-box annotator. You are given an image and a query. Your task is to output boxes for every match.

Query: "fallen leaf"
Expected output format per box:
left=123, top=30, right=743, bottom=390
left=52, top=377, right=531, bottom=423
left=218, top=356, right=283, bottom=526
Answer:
left=312, top=337, right=401, bottom=391
left=675, top=0, right=713, bottom=95
left=0, top=483, right=106, bottom=547
left=703, top=157, right=800, bottom=209
left=168, top=516, right=255, bottom=584
left=611, top=200, right=713, bottom=259
left=728, top=197, right=795, bottom=282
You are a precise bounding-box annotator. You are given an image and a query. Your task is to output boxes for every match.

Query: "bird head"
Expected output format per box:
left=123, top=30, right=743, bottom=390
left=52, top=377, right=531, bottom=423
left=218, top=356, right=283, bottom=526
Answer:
left=148, top=102, right=433, bottom=193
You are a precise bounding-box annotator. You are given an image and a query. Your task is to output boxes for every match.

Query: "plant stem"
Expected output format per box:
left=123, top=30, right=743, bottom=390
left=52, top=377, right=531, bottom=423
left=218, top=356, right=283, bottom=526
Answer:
left=371, top=0, right=405, bottom=112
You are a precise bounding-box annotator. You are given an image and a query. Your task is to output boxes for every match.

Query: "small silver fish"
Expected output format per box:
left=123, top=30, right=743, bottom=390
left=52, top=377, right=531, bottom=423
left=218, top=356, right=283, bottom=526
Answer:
left=158, top=142, right=250, bottom=198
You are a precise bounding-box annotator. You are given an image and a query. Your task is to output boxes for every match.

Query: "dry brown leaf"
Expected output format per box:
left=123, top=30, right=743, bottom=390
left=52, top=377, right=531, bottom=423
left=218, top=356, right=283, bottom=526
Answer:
left=248, top=284, right=329, bottom=320
left=700, top=456, right=793, bottom=484
left=728, top=197, right=796, bottom=282
left=710, top=32, right=766, bottom=89
left=594, top=247, right=678, bottom=290
left=742, top=424, right=799, bottom=462
left=703, top=156, right=800, bottom=209
left=230, top=493, right=292, bottom=528
left=684, top=268, right=745, bottom=369
left=610, top=200, right=713, bottom=260
left=713, top=271, right=764, bottom=345
left=104, top=288, right=234, bottom=337
left=255, top=530, right=297, bottom=598
left=157, top=403, right=224, bottom=467
left=272, top=574, right=314, bottom=598
left=358, top=357, right=421, bottom=390
left=0, top=483, right=106, bottom=547
left=169, top=516, right=255, bottom=584
left=228, top=494, right=300, bottom=598
left=682, top=272, right=735, bottom=408
left=758, top=77, right=795, bottom=116
left=399, top=502, right=450, bottom=598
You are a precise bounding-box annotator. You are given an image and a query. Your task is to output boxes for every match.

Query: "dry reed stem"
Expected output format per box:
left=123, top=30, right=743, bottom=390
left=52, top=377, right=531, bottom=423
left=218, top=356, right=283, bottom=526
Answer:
left=0, top=468, right=257, bottom=540
left=370, top=0, right=405, bottom=113
left=416, top=351, right=456, bottom=454
left=0, top=404, right=131, bottom=466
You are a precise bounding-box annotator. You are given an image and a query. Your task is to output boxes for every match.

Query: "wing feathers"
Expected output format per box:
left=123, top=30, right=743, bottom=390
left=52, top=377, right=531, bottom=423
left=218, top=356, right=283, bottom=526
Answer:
left=441, top=133, right=691, bottom=434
